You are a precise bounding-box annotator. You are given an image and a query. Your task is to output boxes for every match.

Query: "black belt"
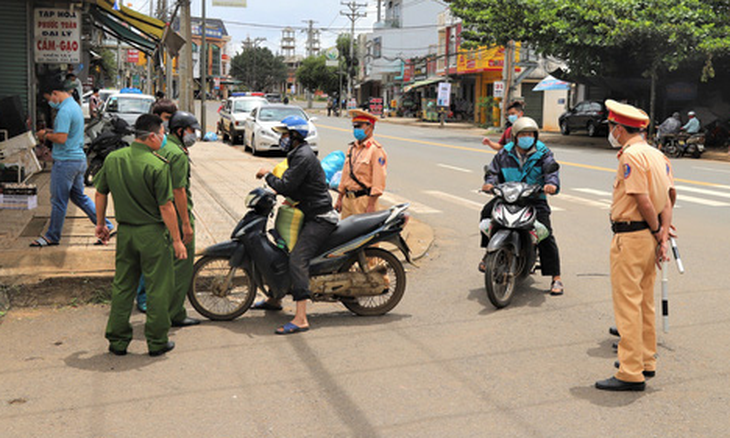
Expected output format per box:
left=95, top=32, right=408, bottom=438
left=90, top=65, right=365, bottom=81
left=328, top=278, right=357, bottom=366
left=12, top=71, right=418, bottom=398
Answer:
left=611, top=221, right=649, bottom=233
left=345, top=189, right=371, bottom=199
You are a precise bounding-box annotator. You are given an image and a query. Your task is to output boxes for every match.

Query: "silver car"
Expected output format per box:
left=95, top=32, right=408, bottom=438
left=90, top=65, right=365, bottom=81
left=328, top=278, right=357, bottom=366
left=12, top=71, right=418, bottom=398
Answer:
left=101, top=93, right=155, bottom=127
left=219, top=96, right=268, bottom=144
left=243, top=105, right=319, bottom=155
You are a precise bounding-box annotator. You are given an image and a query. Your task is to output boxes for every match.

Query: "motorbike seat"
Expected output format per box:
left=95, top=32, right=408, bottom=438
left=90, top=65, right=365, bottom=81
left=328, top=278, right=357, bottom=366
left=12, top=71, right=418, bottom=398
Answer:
left=321, top=210, right=392, bottom=252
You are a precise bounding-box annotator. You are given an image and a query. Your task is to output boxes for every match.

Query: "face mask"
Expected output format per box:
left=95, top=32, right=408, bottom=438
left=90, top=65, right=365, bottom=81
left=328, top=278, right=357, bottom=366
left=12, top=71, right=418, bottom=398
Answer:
left=517, top=136, right=534, bottom=150
left=608, top=126, right=622, bottom=149
left=353, top=128, right=367, bottom=141
left=159, top=133, right=168, bottom=150
left=507, top=114, right=519, bottom=124
left=279, top=136, right=292, bottom=152
left=49, top=100, right=60, bottom=109
left=183, top=132, right=197, bottom=148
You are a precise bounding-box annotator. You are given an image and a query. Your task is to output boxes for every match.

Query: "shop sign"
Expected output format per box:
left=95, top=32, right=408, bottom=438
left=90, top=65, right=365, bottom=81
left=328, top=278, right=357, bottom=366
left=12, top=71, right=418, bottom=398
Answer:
left=369, top=97, right=383, bottom=116
left=437, top=82, right=451, bottom=107
left=127, top=49, right=139, bottom=64
left=325, top=47, right=339, bottom=67
left=34, top=8, right=81, bottom=64
left=413, top=59, right=428, bottom=80
left=457, top=45, right=520, bottom=74
left=214, top=77, right=221, bottom=90
left=494, top=81, right=505, bottom=98
left=212, top=0, right=247, bottom=6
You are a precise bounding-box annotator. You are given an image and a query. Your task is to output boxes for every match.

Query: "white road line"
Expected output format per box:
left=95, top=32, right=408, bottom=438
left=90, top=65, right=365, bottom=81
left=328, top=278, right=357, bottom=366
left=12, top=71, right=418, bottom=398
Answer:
left=437, top=163, right=473, bottom=173
left=379, top=192, right=441, bottom=214
left=676, top=194, right=730, bottom=207
left=692, top=166, right=730, bottom=175
left=573, top=188, right=613, bottom=197
left=556, top=194, right=612, bottom=209
left=423, top=190, right=483, bottom=211
left=676, top=185, right=730, bottom=199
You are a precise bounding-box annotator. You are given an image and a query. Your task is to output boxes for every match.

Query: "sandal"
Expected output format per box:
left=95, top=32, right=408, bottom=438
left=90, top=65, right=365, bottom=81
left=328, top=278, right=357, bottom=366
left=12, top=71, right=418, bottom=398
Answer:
left=550, top=280, right=564, bottom=296
left=251, top=300, right=283, bottom=311
left=275, top=322, right=309, bottom=335
left=30, top=236, right=58, bottom=248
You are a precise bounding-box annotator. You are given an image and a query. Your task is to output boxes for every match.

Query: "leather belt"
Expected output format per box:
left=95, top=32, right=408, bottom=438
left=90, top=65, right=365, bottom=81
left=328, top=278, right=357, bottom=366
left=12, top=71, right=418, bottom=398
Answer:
left=345, top=189, right=370, bottom=199
left=611, top=221, right=649, bottom=233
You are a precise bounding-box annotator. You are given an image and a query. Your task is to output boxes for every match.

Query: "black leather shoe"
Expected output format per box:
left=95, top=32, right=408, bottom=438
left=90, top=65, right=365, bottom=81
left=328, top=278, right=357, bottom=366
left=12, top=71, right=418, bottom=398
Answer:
left=609, top=326, right=620, bottom=337
left=172, top=317, right=201, bottom=327
left=108, top=345, right=127, bottom=356
left=614, top=360, right=656, bottom=378
left=149, top=341, right=175, bottom=357
left=595, top=376, right=645, bottom=391
left=612, top=342, right=618, bottom=350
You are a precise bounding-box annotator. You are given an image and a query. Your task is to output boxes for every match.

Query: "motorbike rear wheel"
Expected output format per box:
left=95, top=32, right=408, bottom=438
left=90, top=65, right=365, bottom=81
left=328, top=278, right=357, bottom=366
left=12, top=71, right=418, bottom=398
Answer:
left=188, top=256, right=257, bottom=321
left=484, top=247, right=517, bottom=309
left=339, top=248, right=406, bottom=316
left=664, top=141, right=681, bottom=158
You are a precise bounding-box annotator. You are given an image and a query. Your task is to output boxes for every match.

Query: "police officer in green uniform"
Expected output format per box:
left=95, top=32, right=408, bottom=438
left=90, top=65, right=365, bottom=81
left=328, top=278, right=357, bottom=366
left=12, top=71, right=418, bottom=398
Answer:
left=94, top=114, right=188, bottom=357
left=159, top=111, right=200, bottom=327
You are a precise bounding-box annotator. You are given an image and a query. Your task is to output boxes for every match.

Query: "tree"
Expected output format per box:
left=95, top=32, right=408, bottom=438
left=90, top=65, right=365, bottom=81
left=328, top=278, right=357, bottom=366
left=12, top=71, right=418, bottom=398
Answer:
left=296, top=55, right=339, bottom=95
left=450, top=0, right=730, bottom=128
left=337, top=34, right=359, bottom=89
left=230, top=46, right=288, bottom=91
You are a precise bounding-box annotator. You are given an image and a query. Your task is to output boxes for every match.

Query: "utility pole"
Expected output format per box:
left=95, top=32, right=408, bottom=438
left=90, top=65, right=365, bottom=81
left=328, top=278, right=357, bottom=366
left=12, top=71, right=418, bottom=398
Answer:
left=146, top=0, right=154, bottom=95
left=179, top=0, right=193, bottom=112
left=501, top=40, right=515, bottom=126
left=201, top=0, right=207, bottom=134
left=340, top=1, right=367, bottom=104
left=303, top=20, right=317, bottom=109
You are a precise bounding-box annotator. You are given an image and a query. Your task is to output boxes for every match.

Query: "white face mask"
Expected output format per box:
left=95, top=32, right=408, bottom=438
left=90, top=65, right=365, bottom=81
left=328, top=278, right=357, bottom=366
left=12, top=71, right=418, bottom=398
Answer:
left=608, top=126, right=622, bottom=149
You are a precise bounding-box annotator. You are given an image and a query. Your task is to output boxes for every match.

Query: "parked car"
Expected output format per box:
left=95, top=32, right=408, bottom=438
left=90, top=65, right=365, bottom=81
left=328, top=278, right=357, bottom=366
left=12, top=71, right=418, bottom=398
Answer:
left=243, top=104, right=319, bottom=155
left=101, top=93, right=155, bottom=126
left=219, top=96, right=268, bottom=144
left=265, top=93, right=282, bottom=103
left=81, top=89, right=119, bottom=119
left=558, top=100, right=608, bottom=137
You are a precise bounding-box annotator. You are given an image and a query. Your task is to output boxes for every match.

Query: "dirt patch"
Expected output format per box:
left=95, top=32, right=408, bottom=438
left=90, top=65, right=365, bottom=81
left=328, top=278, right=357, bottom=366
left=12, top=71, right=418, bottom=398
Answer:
left=0, top=277, right=112, bottom=309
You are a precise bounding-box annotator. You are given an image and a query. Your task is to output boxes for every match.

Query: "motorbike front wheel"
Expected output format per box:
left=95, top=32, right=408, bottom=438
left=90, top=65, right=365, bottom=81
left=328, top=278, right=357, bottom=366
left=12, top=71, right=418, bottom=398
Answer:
left=339, top=248, right=407, bottom=316
left=84, top=159, right=103, bottom=187
left=484, top=247, right=517, bottom=309
left=188, top=256, right=257, bottom=321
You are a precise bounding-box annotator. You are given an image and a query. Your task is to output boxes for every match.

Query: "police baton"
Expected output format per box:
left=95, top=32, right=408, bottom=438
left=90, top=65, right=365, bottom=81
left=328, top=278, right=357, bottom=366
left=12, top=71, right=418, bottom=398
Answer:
left=661, top=237, right=685, bottom=333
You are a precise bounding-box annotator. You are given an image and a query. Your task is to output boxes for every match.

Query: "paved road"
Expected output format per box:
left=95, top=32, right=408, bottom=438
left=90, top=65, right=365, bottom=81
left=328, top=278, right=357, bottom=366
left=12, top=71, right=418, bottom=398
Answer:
left=2, top=113, right=730, bottom=437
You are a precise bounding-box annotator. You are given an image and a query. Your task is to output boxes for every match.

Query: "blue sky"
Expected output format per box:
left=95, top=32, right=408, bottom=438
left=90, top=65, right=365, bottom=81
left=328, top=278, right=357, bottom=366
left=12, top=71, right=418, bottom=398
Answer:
left=125, top=0, right=378, bottom=55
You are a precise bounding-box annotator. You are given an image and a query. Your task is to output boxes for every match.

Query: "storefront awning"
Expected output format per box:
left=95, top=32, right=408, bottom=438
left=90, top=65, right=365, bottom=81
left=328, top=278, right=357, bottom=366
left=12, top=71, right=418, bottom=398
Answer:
left=403, top=77, right=444, bottom=93
left=94, top=0, right=166, bottom=41
left=90, top=6, right=157, bottom=54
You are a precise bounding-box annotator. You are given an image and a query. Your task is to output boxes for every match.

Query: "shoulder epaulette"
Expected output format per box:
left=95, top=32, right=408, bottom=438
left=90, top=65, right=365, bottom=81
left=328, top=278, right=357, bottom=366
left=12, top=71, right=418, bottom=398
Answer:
left=152, top=152, right=169, bottom=163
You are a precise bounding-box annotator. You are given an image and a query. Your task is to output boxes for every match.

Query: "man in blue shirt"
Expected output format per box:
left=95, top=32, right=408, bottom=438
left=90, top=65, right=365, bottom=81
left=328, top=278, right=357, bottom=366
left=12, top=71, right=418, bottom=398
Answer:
left=681, top=111, right=701, bottom=134
left=31, top=80, right=114, bottom=247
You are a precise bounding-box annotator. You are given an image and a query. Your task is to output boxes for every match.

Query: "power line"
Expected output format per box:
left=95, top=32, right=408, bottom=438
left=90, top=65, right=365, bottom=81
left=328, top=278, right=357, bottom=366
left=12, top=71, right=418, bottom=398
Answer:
left=340, top=1, right=367, bottom=100
left=222, top=19, right=441, bottom=32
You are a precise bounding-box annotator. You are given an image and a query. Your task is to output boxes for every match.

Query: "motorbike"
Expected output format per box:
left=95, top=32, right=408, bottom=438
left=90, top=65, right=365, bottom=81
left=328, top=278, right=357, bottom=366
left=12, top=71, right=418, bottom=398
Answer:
left=480, top=181, right=549, bottom=309
left=187, top=187, right=412, bottom=321
left=83, top=116, right=134, bottom=186
left=661, top=132, right=705, bottom=159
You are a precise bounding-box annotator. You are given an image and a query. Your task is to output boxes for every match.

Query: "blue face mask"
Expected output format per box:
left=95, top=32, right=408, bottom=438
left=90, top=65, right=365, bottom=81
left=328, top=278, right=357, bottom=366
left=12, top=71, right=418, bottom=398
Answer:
left=517, top=136, right=535, bottom=150
left=159, top=134, right=167, bottom=149
left=48, top=100, right=60, bottom=109
left=507, top=114, right=519, bottom=124
left=353, top=128, right=367, bottom=141
left=280, top=136, right=292, bottom=152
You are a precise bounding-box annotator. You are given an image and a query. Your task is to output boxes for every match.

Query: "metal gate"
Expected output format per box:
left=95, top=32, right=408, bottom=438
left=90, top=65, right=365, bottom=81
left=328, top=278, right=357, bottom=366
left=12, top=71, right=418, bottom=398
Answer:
left=521, top=82, right=544, bottom=128
left=0, top=1, right=29, bottom=112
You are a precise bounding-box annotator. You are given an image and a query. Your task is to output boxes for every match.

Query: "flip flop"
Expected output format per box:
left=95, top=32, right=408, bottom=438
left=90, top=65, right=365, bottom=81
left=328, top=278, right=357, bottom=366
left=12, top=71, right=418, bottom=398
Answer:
left=30, top=236, right=58, bottom=248
left=94, top=230, right=117, bottom=246
left=251, top=300, right=283, bottom=311
left=275, top=322, right=309, bottom=335
left=550, top=280, right=565, bottom=296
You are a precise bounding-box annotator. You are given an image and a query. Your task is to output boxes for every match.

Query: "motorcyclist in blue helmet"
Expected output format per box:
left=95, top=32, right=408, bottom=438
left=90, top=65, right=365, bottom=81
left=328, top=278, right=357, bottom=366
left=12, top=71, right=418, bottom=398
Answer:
left=254, top=115, right=338, bottom=334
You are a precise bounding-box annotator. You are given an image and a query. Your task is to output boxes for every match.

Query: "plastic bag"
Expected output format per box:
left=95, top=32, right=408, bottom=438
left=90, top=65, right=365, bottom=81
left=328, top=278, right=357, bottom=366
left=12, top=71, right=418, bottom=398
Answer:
left=272, top=159, right=288, bottom=178
left=320, top=150, right=345, bottom=183
left=275, top=198, right=304, bottom=250
left=329, top=170, right=342, bottom=190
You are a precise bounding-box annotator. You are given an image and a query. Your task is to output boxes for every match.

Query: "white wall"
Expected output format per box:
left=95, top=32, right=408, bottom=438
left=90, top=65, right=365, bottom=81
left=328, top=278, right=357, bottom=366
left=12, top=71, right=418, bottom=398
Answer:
left=542, top=89, right=570, bottom=132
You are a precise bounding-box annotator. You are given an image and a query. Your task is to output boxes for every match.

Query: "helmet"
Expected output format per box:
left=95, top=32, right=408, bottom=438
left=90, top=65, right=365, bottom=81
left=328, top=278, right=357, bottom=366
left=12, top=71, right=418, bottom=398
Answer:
left=688, top=111, right=696, bottom=117
left=169, top=111, right=201, bottom=134
left=511, top=116, right=540, bottom=142
left=273, top=115, right=309, bottom=139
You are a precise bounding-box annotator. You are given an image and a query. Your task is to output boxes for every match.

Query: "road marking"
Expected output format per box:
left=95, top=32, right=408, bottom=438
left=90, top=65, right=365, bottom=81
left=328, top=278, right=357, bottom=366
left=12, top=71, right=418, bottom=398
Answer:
left=573, top=188, right=612, bottom=197
left=676, top=194, right=730, bottom=207
left=555, top=194, right=612, bottom=209
left=693, top=166, right=730, bottom=175
left=423, top=190, right=483, bottom=211
left=437, top=163, right=473, bottom=173
left=379, top=192, right=441, bottom=214
left=676, top=185, right=730, bottom=199
left=316, top=123, right=730, bottom=189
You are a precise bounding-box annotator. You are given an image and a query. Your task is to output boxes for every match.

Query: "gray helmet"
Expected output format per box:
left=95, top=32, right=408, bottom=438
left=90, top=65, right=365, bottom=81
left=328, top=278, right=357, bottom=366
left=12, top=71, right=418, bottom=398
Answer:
left=511, top=116, right=540, bottom=142
left=169, top=111, right=201, bottom=134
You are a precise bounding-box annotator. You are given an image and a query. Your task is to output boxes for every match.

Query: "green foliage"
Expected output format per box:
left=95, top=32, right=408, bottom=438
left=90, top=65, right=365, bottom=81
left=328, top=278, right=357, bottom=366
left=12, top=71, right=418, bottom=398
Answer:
left=451, top=0, right=730, bottom=80
left=100, top=48, right=117, bottom=79
left=230, top=47, right=288, bottom=91
left=296, top=55, right=340, bottom=94
left=476, top=96, right=500, bottom=125
left=337, top=34, right=359, bottom=82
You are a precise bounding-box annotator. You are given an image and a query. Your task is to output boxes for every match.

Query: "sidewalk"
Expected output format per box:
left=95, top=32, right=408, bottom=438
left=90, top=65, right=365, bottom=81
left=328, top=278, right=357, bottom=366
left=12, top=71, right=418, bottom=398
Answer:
left=0, top=142, right=434, bottom=307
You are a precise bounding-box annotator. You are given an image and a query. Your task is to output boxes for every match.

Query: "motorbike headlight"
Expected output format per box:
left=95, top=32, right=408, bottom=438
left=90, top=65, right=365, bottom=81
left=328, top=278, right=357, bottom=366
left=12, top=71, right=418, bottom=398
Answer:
left=244, top=192, right=257, bottom=208
left=502, top=185, right=521, bottom=203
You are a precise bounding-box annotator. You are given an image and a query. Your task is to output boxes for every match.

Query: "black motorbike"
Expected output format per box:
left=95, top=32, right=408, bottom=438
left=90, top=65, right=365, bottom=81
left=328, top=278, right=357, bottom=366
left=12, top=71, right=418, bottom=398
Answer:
left=661, top=132, right=705, bottom=159
left=187, top=187, right=412, bottom=320
left=83, top=116, right=133, bottom=186
left=480, top=182, right=547, bottom=308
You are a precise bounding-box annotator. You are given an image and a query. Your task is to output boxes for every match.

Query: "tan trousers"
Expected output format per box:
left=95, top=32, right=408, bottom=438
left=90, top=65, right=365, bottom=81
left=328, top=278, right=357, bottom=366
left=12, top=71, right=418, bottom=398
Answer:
left=341, top=196, right=380, bottom=219
left=610, top=231, right=657, bottom=382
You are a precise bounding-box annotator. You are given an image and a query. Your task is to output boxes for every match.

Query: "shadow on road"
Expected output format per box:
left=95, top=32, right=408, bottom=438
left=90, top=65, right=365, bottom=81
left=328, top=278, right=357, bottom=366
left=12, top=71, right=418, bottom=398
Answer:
left=467, top=277, right=547, bottom=315
left=569, top=385, right=654, bottom=407
left=586, top=338, right=618, bottom=359
left=64, top=350, right=167, bottom=373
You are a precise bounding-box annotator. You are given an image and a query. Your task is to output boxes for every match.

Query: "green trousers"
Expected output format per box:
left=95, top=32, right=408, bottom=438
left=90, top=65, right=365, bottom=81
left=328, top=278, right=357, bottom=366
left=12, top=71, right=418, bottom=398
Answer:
left=106, top=223, right=174, bottom=352
left=169, top=219, right=194, bottom=323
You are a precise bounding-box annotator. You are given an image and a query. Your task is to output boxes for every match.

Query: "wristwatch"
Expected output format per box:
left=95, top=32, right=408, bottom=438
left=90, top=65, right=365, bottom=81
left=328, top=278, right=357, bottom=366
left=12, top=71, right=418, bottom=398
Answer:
left=651, top=224, right=662, bottom=234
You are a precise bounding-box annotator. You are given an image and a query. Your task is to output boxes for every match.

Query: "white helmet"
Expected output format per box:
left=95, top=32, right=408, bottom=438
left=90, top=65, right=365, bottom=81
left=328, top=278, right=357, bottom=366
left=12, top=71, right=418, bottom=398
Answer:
left=511, top=116, right=540, bottom=142
left=688, top=111, right=696, bottom=117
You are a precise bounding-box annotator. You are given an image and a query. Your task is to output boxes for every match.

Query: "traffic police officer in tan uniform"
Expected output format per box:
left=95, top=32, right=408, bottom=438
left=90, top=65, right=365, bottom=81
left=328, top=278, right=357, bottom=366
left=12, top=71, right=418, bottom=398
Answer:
left=335, top=109, right=388, bottom=218
left=95, top=114, right=188, bottom=357
left=595, top=100, right=676, bottom=391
